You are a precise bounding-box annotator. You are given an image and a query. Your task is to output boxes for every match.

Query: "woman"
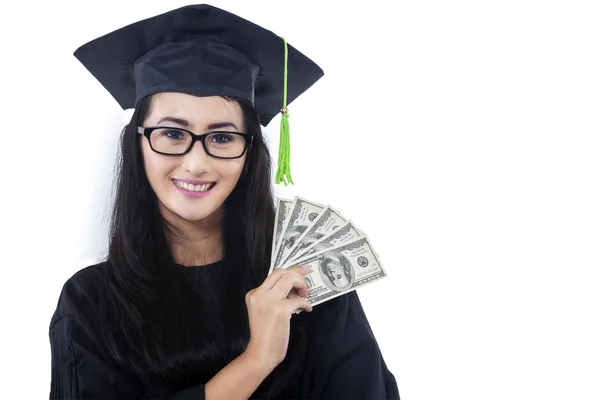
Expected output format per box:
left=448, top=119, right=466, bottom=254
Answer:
left=49, top=4, right=400, bottom=399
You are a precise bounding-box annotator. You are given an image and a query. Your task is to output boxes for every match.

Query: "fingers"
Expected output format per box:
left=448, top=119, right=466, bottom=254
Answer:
left=286, top=281, right=310, bottom=300
left=271, top=270, right=310, bottom=299
left=261, top=265, right=311, bottom=291
left=289, top=279, right=310, bottom=299
left=284, top=296, right=313, bottom=314
left=245, top=265, right=313, bottom=313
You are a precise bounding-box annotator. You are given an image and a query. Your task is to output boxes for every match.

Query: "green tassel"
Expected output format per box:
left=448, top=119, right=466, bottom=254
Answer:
left=275, top=36, right=294, bottom=185
left=275, top=111, right=293, bottom=185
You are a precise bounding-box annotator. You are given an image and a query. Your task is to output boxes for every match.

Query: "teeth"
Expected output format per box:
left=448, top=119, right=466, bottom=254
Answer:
left=175, top=180, right=213, bottom=192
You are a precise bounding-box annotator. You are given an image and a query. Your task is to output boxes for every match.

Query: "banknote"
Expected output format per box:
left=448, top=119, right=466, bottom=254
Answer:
left=280, top=206, right=348, bottom=267
left=269, top=198, right=294, bottom=269
left=281, top=220, right=363, bottom=268
left=285, top=236, right=387, bottom=307
left=270, top=196, right=325, bottom=273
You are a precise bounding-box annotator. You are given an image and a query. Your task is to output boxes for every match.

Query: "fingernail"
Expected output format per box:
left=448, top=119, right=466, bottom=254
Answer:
left=302, top=265, right=311, bottom=269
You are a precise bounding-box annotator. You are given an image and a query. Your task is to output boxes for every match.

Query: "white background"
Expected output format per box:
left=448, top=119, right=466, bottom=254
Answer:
left=1, top=1, right=599, bottom=399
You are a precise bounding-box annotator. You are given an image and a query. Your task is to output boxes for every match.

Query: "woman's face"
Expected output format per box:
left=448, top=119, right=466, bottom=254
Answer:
left=141, top=93, right=247, bottom=223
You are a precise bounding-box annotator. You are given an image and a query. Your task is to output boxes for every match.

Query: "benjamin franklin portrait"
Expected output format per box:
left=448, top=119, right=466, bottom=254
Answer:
left=283, top=225, right=307, bottom=250
left=319, top=252, right=354, bottom=291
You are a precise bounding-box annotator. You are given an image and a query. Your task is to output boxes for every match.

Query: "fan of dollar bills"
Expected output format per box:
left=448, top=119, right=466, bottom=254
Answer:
left=269, top=196, right=388, bottom=307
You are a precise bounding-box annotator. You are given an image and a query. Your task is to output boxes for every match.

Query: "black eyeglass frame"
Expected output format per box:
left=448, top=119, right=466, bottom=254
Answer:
left=137, top=126, right=254, bottom=159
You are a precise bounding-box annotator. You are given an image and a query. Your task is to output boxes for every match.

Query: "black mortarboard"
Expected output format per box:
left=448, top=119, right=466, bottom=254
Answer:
left=74, top=4, right=324, bottom=184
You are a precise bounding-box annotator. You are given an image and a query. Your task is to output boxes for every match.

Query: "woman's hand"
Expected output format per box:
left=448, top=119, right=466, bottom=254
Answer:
left=244, top=265, right=313, bottom=371
left=205, top=266, right=312, bottom=400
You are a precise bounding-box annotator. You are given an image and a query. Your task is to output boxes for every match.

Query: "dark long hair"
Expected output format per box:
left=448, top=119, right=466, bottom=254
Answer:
left=95, top=95, right=307, bottom=398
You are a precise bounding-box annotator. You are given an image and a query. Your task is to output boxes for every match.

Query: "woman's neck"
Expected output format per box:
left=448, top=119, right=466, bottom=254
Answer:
left=161, top=204, right=225, bottom=267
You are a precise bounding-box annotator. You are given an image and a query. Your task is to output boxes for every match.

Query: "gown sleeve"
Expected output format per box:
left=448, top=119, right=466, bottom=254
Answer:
left=49, top=270, right=206, bottom=399
left=302, top=290, right=401, bottom=400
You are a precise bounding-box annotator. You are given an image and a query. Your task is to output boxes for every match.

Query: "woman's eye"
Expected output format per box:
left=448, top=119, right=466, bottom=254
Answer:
left=163, top=130, right=185, bottom=140
left=210, top=133, right=234, bottom=144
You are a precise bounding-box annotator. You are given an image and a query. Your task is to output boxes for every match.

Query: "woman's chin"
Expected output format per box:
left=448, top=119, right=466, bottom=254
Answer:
left=157, top=193, right=225, bottom=223
left=175, top=209, right=213, bottom=222
left=160, top=201, right=215, bottom=223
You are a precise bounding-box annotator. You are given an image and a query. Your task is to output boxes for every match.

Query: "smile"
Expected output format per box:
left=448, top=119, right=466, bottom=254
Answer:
left=172, top=179, right=216, bottom=193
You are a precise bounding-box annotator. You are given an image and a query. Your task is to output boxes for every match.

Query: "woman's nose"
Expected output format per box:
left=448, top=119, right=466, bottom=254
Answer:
left=182, top=141, right=212, bottom=175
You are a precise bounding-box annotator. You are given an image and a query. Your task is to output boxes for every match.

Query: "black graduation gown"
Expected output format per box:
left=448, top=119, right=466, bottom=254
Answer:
left=49, top=262, right=400, bottom=399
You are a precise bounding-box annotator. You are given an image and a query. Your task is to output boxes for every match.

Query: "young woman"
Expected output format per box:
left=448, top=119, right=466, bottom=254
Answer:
left=49, top=4, right=400, bottom=399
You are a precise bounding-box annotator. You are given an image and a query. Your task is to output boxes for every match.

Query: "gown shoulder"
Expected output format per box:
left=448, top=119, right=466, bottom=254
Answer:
left=299, top=290, right=401, bottom=399
left=48, top=262, right=207, bottom=399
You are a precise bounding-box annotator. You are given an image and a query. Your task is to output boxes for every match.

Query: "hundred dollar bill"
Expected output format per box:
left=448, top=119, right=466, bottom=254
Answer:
left=287, top=236, right=387, bottom=307
left=282, top=220, right=363, bottom=268
left=280, top=206, right=348, bottom=267
left=271, top=196, right=325, bottom=272
left=270, top=198, right=294, bottom=269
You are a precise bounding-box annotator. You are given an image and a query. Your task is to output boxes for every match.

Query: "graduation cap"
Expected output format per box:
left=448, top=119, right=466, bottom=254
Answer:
left=73, top=4, right=324, bottom=185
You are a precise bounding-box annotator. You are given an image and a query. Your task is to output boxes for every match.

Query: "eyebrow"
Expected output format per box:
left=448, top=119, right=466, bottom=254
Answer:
left=156, top=116, right=239, bottom=131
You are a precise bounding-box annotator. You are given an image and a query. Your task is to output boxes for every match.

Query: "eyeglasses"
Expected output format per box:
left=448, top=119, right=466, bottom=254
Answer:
left=137, top=126, right=253, bottom=159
